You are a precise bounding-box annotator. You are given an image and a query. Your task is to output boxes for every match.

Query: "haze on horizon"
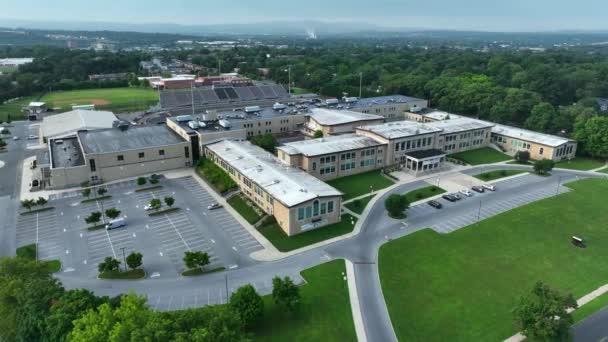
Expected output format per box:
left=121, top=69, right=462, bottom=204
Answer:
left=1, top=0, right=607, bottom=32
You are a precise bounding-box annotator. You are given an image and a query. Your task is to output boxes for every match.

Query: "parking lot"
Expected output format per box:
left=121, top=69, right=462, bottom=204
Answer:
left=20, top=176, right=264, bottom=278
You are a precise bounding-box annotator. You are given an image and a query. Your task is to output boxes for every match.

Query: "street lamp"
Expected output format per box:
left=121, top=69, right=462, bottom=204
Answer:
left=477, top=200, right=482, bottom=222
left=555, top=175, right=563, bottom=195
left=120, top=247, right=127, bottom=272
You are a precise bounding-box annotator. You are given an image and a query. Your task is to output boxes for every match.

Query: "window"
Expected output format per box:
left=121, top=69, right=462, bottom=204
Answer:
left=139, top=152, right=145, bottom=158
left=305, top=206, right=312, bottom=218
left=298, top=208, right=305, bottom=221
left=321, top=202, right=327, bottom=214
left=159, top=149, right=165, bottom=156
left=327, top=201, right=334, bottom=213
left=89, top=159, right=96, bottom=172
left=313, top=201, right=319, bottom=216
left=117, top=155, right=124, bottom=161
left=312, top=162, right=316, bottom=171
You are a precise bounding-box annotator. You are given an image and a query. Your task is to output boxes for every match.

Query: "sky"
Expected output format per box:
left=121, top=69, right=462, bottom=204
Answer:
left=1, top=0, right=608, bottom=32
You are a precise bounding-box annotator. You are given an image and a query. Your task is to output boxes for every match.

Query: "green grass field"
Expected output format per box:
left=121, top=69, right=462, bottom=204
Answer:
left=253, top=259, right=356, bottom=342
left=598, top=168, right=608, bottom=174
left=450, top=147, right=512, bottom=165
left=403, top=185, right=446, bottom=203
left=290, top=87, right=311, bottom=95
left=379, top=178, right=608, bottom=341
left=15, top=243, right=61, bottom=272
left=0, top=95, right=37, bottom=122
left=555, top=157, right=605, bottom=171
left=474, top=169, right=528, bottom=181
left=258, top=214, right=357, bottom=252
left=41, top=87, right=158, bottom=113
left=328, top=170, right=394, bottom=201
left=344, top=195, right=375, bottom=214
left=227, top=194, right=264, bottom=224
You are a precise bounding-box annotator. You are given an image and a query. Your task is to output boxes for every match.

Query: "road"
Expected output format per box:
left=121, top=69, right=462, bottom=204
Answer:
left=573, top=306, right=608, bottom=342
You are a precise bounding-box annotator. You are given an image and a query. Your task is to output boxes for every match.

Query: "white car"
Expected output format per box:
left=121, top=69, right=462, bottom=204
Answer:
left=12, top=136, right=19, bottom=141
left=459, top=189, right=473, bottom=197
left=144, top=204, right=154, bottom=211
left=27, top=135, right=38, bottom=140
left=483, top=184, right=497, bottom=191
left=207, top=202, right=223, bottom=210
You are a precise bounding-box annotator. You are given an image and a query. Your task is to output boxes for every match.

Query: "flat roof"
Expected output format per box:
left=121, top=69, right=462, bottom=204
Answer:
left=41, top=109, right=118, bottom=139
left=407, top=149, right=446, bottom=159
left=29, top=102, right=46, bottom=107
left=426, top=117, right=494, bottom=135
left=49, top=137, right=85, bottom=168
left=207, top=140, right=342, bottom=207
left=278, top=134, right=385, bottom=157
left=78, top=125, right=185, bottom=154
left=308, top=108, right=384, bottom=126
left=348, top=95, right=427, bottom=109
left=491, top=123, right=572, bottom=147
left=357, top=120, right=442, bottom=140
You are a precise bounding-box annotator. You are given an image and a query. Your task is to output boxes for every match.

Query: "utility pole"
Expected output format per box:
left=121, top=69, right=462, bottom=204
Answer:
left=225, top=273, right=229, bottom=304
left=190, top=84, right=195, bottom=116
left=121, top=247, right=127, bottom=272
left=359, top=72, right=363, bottom=98
left=555, top=176, right=562, bottom=195
left=288, top=65, right=292, bottom=95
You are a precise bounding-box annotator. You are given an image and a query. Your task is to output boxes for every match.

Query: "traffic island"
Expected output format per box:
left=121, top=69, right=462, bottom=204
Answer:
left=19, top=206, right=55, bottom=215
left=81, top=195, right=112, bottom=203
left=99, top=269, right=146, bottom=280
left=135, top=185, right=163, bottom=192
left=148, top=207, right=180, bottom=216
left=181, top=266, right=226, bottom=277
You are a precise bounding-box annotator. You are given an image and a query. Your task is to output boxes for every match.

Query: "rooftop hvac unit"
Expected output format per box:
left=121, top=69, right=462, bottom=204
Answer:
left=176, top=115, right=193, bottom=123
left=344, top=97, right=358, bottom=103
left=273, top=102, right=287, bottom=110
left=245, top=106, right=261, bottom=113
left=202, top=111, right=218, bottom=121
left=219, top=119, right=232, bottom=129
left=187, top=121, right=200, bottom=129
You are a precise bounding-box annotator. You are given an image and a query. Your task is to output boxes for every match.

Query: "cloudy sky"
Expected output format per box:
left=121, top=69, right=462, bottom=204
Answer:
left=1, top=0, right=607, bottom=31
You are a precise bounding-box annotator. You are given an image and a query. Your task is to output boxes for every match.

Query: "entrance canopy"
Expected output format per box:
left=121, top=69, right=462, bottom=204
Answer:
left=405, top=149, right=446, bottom=175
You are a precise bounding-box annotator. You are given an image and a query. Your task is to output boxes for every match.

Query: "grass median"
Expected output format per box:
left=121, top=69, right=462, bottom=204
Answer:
left=258, top=214, right=357, bottom=252
left=379, top=178, right=608, bottom=341
left=99, top=269, right=146, bottom=280
left=344, top=195, right=375, bottom=214
left=19, top=206, right=55, bottom=215
left=81, top=195, right=112, bottom=203
left=227, top=194, right=264, bottom=224
left=403, top=185, right=446, bottom=203
left=474, top=169, right=528, bottom=181
left=16, top=244, right=61, bottom=273
left=182, top=266, right=226, bottom=277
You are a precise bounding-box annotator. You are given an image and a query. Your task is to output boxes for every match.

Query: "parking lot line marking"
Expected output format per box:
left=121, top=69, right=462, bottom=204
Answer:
left=165, top=214, right=191, bottom=251
left=105, top=229, right=117, bottom=259
left=207, top=290, right=210, bottom=304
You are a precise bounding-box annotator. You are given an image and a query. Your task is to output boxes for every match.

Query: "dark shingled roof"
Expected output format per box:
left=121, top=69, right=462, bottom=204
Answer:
left=406, top=149, right=446, bottom=159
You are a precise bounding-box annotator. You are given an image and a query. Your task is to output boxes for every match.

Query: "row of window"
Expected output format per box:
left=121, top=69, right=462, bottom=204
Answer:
left=115, top=149, right=165, bottom=161
left=395, top=137, right=433, bottom=152
left=340, top=162, right=356, bottom=171
left=297, top=200, right=335, bottom=221
left=360, top=149, right=376, bottom=157
left=341, top=152, right=357, bottom=160
left=320, top=166, right=336, bottom=175
left=320, top=155, right=337, bottom=164
left=360, top=159, right=375, bottom=167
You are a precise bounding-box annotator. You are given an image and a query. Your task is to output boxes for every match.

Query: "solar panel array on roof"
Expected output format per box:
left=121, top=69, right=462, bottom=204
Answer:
left=234, top=86, right=255, bottom=100
left=249, top=86, right=264, bottom=98
left=214, top=88, right=228, bottom=100
left=259, top=85, right=277, bottom=98
left=271, top=85, right=288, bottom=97
left=225, top=87, right=238, bottom=99
left=200, top=89, right=219, bottom=103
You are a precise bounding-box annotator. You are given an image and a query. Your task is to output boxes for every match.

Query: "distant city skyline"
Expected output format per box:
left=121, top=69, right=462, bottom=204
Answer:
left=2, top=0, right=608, bottom=32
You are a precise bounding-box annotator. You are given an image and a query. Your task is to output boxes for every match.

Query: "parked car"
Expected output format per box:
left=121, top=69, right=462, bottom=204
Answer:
left=483, top=184, right=497, bottom=191
left=459, top=189, right=473, bottom=197
left=428, top=200, right=443, bottom=209
left=105, top=218, right=126, bottom=230
left=451, top=193, right=462, bottom=200
left=144, top=204, right=154, bottom=211
left=12, top=136, right=19, bottom=141
left=442, top=194, right=458, bottom=202
left=27, top=135, right=38, bottom=140
left=472, top=185, right=485, bottom=193
left=207, top=202, right=223, bottom=210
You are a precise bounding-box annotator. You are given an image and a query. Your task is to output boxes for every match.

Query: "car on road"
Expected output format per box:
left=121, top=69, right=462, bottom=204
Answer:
left=472, top=185, right=485, bottom=193
left=207, top=202, right=223, bottom=210
left=144, top=204, right=154, bottom=211
left=459, top=189, right=473, bottom=197
left=428, top=200, right=443, bottom=209
left=442, top=194, right=458, bottom=202
left=451, top=193, right=462, bottom=200
left=27, top=135, right=38, bottom=140
left=105, top=218, right=126, bottom=230
left=12, top=136, right=19, bottom=141
left=483, top=184, right=497, bottom=191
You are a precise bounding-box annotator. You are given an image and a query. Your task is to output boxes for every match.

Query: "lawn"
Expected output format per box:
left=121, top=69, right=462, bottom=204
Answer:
left=555, top=157, right=605, bottom=171
left=327, top=170, right=394, bottom=201
left=378, top=178, right=608, bottom=342
left=598, top=168, right=608, bottom=174
left=573, top=292, right=608, bottom=323
left=41, top=87, right=158, bottom=113
left=474, top=169, right=528, bottom=181
left=227, top=194, right=264, bottom=224
left=290, top=87, right=310, bottom=95
left=0, top=95, right=37, bottom=121
left=195, top=158, right=238, bottom=194
left=258, top=214, right=357, bottom=252
left=403, top=185, right=446, bottom=203
left=344, top=195, right=375, bottom=214
left=16, top=243, right=61, bottom=272
left=253, top=259, right=356, bottom=342
left=449, top=147, right=512, bottom=165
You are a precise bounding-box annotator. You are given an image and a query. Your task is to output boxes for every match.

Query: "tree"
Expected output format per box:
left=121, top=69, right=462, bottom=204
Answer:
left=81, top=188, right=91, bottom=199
left=45, top=289, right=108, bottom=342
left=513, top=281, right=577, bottom=341
left=313, top=130, right=323, bottom=138
left=573, top=116, right=608, bottom=159
left=0, top=139, right=6, bottom=150
left=20, top=199, right=35, bottom=211
left=149, top=198, right=162, bottom=211
left=137, top=177, right=147, bottom=186
left=229, top=284, right=264, bottom=329
left=84, top=211, right=102, bottom=227
left=126, top=252, right=143, bottom=270
left=533, top=159, right=555, bottom=175
left=384, top=194, right=410, bottom=218
left=36, top=197, right=47, bottom=207
left=164, top=196, right=175, bottom=208
left=250, top=133, right=277, bottom=153
left=98, top=256, right=121, bottom=273
left=183, top=251, right=210, bottom=271
left=525, top=102, right=556, bottom=132
left=97, top=187, right=108, bottom=197
left=105, top=208, right=121, bottom=220
left=272, top=276, right=300, bottom=312
left=515, top=150, right=530, bottom=164
left=0, top=256, right=64, bottom=342
left=149, top=177, right=159, bottom=184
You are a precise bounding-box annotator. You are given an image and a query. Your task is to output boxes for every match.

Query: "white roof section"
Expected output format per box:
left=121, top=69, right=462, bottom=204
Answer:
left=424, top=110, right=462, bottom=121
left=278, top=134, right=385, bottom=157
left=207, top=140, right=342, bottom=207
left=357, top=120, right=443, bottom=140
left=491, top=124, right=572, bottom=147
left=29, top=102, right=46, bottom=107
left=308, top=108, right=383, bottom=126
left=41, top=109, right=118, bottom=139
left=426, top=117, right=494, bottom=135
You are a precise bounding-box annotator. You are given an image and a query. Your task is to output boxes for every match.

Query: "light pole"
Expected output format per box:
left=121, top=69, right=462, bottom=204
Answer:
left=477, top=200, right=482, bottom=222
left=225, top=273, right=229, bottom=304
left=288, top=65, right=292, bottom=95
left=120, top=247, right=127, bottom=272
left=359, top=72, right=362, bottom=98
left=555, top=175, right=563, bottom=195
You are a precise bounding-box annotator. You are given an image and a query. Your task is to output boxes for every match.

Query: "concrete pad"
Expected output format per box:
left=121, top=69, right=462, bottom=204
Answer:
left=425, top=171, right=483, bottom=193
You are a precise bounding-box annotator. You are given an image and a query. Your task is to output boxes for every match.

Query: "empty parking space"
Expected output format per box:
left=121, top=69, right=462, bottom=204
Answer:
left=16, top=209, right=62, bottom=261
left=85, top=226, right=136, bottom=267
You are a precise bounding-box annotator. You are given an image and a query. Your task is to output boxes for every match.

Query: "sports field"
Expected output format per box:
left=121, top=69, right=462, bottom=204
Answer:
left=379, top=178, right=608, bottom=341
left=0, top=96, right=37, bottom=122
left=41, top=87, right=158, bottom=113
